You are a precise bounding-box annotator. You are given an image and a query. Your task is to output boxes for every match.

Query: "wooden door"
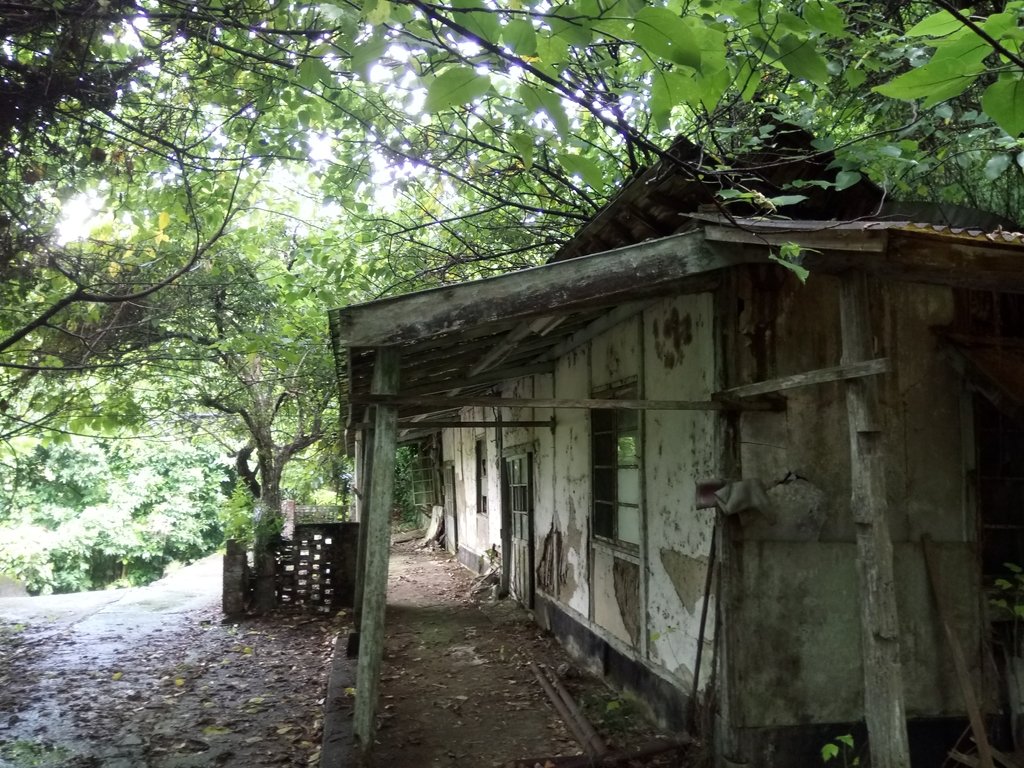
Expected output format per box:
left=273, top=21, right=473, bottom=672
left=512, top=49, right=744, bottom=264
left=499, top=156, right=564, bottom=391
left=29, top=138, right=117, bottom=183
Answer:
left=442, top=462, right=457, bottom=554
left=506, top=453, right=534, bottom=608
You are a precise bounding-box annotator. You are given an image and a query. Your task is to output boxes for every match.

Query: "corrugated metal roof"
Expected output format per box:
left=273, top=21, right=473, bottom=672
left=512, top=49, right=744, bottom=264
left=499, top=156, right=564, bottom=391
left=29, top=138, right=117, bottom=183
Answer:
left=688, top=213, right=1024, bottom=247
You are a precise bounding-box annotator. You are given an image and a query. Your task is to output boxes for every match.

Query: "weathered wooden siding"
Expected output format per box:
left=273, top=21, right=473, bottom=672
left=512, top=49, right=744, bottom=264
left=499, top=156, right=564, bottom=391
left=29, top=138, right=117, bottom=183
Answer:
left=728, top=271, right=982, bottom=734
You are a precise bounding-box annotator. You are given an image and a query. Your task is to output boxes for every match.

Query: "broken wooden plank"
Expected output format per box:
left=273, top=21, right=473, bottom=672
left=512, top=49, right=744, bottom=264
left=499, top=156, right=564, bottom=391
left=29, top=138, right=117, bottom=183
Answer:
left=839, top=271, right=911, bottom=768
left=715, top=358, right=890, bottom=399
left=922, top=535, right=994, bottom=768
left=350, top=394, right=780, bottom=412
left=329, top=231, right=755, bottom=347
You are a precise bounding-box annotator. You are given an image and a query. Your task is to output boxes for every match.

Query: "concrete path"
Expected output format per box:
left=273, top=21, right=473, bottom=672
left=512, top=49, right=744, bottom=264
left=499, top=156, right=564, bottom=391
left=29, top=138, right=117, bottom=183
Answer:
left=0, top=556, right=223, bottom=767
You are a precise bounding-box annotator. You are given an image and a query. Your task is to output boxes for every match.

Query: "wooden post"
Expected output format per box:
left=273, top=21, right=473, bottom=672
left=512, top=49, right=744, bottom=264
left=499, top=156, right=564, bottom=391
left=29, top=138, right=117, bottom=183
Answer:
left=839, top=272, right=911, bottom=768
left=496, top=409, right=511, bottom=597
left=353, top=348, right=400, bottom=756
left=352, top=423, right=374, bottom=626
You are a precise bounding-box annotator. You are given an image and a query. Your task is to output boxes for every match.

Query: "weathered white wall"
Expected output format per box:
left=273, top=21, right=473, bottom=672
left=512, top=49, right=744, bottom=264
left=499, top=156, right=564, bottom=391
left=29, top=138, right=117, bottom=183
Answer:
left=643, top=294, right=718, bottom=689
left=440, top=293, right=721, bottom=692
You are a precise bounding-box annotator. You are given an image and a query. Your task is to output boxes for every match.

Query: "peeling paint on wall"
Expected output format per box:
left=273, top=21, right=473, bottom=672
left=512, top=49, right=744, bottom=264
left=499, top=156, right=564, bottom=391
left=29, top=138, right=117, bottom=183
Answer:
left=659, top=549, right=709, bottom=614
left=612, top=557, right=641, bottom=648
left=560, top=498, right=581, bottom=602
left=537, top=521, right=568, bottom=594
left=652, top=306, right=694, bottom=369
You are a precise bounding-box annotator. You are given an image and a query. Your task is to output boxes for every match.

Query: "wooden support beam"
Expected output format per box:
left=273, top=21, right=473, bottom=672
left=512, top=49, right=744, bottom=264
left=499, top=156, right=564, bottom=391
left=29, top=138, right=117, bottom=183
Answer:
left=330, top=231, right=752, bottom=347
left=715, top=358, right=890, bottom=399
left=497, top=411, right=511, bottom=598
left=703, top=222, right=889, bottom=253
left=404, top=362, right=555, bottom=397
left=839, top=272, right=910, bottom=768
left=357, top=419, right=554, bottom=430
left=351, top=394, right=780, bottom=412
left=353, top=347, right=400, bottom=755
left=469, top=322, right=542, bottom=378
left=352, top=425, right=373, bottom=625
left=533, top=300, right=654, bottom=364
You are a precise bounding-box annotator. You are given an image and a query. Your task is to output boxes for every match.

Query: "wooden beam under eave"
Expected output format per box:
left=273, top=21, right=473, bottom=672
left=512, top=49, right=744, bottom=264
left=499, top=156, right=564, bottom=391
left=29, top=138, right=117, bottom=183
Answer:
left=330, top=231, right=755, bottom=347
left=351, top=394, right=780, bottom=412
left=715, top=358, right=890, bottom=399
left=703, top=223, right=889, bottom=253
left=879, top=235, right=1024, bottom=292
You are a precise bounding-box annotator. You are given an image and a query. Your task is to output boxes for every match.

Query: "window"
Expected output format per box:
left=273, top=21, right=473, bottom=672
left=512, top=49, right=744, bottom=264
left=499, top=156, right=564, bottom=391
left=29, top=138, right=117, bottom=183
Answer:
left=475, top=438, right=488, bottom=515
left=592, top=400, right=641, bottom=547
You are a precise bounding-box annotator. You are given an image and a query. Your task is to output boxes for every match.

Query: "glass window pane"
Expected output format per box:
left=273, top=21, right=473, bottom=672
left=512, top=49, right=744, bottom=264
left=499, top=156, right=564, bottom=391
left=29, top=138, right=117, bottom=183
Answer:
left=592, top=409, right=614, bottom=434
left=617, top=434, right=638, bottom=463
left=593, top=432, right=615, bottom=466
left=594, top=502, right=614, bottom=538
left=618, top=409, right=638, bottom=432
left=617, top=505, right=641, bottom=545
left=617, top=467, right=640, bottom=506
left=594, top=467, right=615, bottom=503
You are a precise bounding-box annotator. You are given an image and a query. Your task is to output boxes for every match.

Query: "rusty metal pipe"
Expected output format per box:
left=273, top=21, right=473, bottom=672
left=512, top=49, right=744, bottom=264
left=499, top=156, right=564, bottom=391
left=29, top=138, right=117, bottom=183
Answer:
left=530, top=662, right=602, bottom=759
left=543, top=665, right=607, bottom=759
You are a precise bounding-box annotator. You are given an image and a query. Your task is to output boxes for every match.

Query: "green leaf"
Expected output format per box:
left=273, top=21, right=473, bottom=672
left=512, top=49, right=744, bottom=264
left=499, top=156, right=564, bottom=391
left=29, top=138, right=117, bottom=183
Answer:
left=776, top=33, right=830, bottom=85
left=509, top=133, right=535, bottom=170
left=632, top=7, right=700, bottom=69
left=768, top=194, right=809, bottom=207
left=451, top=0, right=501, bottom=43
left=821, top=743, right=840, bottom=762
left=550, top=3, right=594, bottom=48
left=423, top=66, right=491, bottom=113
left=982, top=76, right=1024, bottom=136
left=298, top=57, right=331, bottom=89
left=519, top=83, right=569, bottom=136
left=844, top=67, right=866, bottom=89
left=835, top=170, right=862, bottom=191
left=873, top=58, right=974, bottom=108
left=504, top=19, right=538, bottom=56
left=350, top=36, right=385, bottom=82
left=804, top=1, right=846, bottom=36
left=906, top=8, right=969, bottom=37
left=559, top=153, right=604, bottom=188
left=984, top=154, right=1012, bottom=180
left=650, top=70, right=700, bottom=128
left=771, top=244, right=811, bottom=283
left=837, top=734, right=855, bottom=749
left=363, top=0, right=391, bottom=25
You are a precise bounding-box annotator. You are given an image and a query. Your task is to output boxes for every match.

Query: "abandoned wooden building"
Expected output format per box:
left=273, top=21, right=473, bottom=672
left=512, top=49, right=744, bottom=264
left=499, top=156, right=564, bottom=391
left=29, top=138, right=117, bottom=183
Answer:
left=328, top=140, right=1024, bottom=766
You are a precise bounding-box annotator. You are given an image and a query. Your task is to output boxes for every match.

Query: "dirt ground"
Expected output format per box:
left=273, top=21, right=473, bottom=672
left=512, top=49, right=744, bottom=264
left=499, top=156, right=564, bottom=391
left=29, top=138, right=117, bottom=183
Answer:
left=0, top=557, right=336, bottom=768
left=0, top=544, right=691, bottom=768
left=352, top=541, right=690, bottom=768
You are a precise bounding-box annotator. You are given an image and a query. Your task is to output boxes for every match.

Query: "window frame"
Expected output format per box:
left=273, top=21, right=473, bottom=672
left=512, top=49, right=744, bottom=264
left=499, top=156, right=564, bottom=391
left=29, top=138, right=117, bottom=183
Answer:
left=475, top=437, right=488, bottom=516
left=590, top=380, right=641, bottom=551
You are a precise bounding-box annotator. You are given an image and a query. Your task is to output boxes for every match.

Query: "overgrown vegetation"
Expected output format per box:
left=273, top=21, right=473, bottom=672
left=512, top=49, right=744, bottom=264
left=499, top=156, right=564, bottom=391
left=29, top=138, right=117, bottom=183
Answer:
left=0, top=436, right=228, bottom=594
left=1, top=1, right=1024, bottom=591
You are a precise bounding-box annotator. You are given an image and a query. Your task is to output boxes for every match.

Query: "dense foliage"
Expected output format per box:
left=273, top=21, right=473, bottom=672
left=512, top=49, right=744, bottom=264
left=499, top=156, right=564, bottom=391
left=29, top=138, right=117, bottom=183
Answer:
left=0, top=436, right=229, bottom=594
left=1, top=0, right=1023, bottom=588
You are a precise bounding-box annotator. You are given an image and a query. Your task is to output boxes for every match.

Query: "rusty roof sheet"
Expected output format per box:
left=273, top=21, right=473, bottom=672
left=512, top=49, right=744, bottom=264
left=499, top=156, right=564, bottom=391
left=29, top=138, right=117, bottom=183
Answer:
left=686, top=213, right=1024, bottom=247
